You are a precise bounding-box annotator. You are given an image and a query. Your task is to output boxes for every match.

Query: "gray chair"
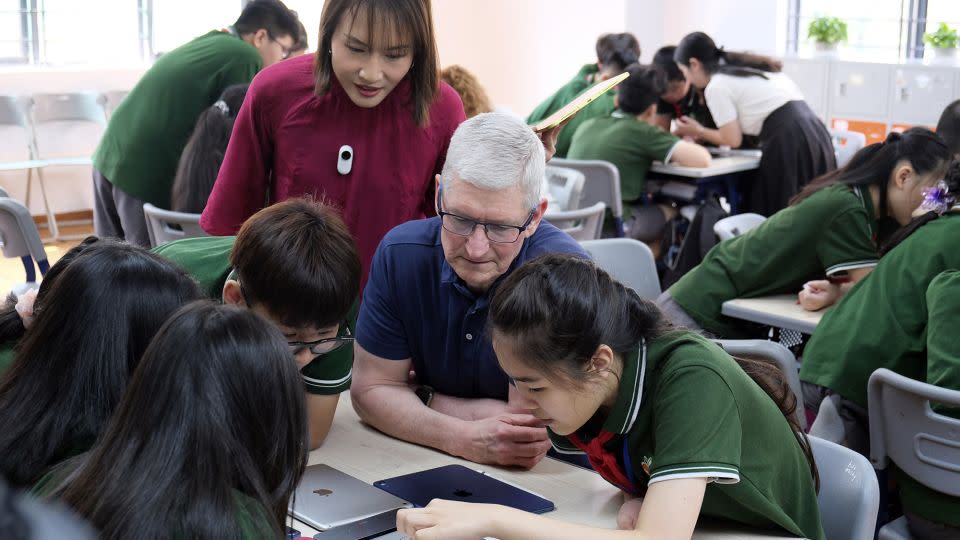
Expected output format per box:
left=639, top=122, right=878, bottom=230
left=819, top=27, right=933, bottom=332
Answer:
left=544, top=165, right=585, bottom=211
left=713, top=212, right=766, bottom=241
left=102, top=90, right=129, bottom=119
left=831, top=129, right=867, bottom=168
left=22, top=92, right=106, bottom=240
left=142, top=203, right=208, bottom=248
left=868, top=368, right=960, bottom=540
left=0, top=197, right=50, bottom=288
left=809, top=435, right=881, bottom=540
left=546, top=202, right=605, bottom=241
left=580, top=238, right=660, bottom=300
left=712, top=339, right=805, bottom=429
left=550, top=158, right=624, bottom=237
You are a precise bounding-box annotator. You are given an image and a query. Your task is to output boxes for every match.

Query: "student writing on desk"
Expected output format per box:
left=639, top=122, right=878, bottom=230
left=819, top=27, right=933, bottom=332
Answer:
left=351, top=113, right=587, bottom=468
left=397, top=255, right=824, bottom=540
left=658, top=128, right=950, bottom=339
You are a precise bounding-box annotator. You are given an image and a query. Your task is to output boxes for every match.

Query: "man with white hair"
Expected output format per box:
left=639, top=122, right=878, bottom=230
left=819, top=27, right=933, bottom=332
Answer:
left=352, top=113, right=588, bottom=468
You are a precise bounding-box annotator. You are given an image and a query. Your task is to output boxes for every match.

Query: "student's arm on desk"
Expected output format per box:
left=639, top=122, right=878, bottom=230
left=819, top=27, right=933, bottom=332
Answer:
left=397, top=478, right=707, bottom=540
left=675, top=116, right=743, bottom=149
left=307, top=393, right=339, bottom=449
left=668, top=140, right=712, bottom=168
left=798, top=267, right=874, bottom=311
left=351, top=343, right=551, bottom=468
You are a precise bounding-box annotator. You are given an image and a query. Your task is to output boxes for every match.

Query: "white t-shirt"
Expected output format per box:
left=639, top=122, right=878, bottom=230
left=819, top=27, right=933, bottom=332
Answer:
left=704, top=72, right=804, bottom=136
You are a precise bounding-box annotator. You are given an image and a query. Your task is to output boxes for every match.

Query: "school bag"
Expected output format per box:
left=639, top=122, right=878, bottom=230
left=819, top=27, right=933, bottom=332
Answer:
left=660, top=196, right=728, bottom=290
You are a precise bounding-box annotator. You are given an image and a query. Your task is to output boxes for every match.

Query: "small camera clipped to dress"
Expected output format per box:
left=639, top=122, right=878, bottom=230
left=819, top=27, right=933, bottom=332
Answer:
left=337, top=145, right=353, bottom=175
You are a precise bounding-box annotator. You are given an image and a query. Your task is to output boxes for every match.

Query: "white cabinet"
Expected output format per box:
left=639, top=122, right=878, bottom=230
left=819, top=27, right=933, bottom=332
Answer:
left=829, top=62, right=892, bottom=121
left=782, top=57, right=830, bottom=121
left=890, top=66, right=956, bottom=127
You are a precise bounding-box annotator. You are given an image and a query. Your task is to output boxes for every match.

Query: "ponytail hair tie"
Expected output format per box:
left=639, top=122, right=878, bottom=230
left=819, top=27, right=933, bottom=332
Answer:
left=213, top=100, right=229, bottom=115
left=14, top=287, right=38, bottom=329
left=919, top=180, right=955, bottom=216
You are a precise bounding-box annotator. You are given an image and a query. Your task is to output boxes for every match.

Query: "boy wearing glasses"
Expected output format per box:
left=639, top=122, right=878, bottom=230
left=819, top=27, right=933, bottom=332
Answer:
left=154, top=198, right=360, bottom=449
left=352, top=113, right=588, bottom=469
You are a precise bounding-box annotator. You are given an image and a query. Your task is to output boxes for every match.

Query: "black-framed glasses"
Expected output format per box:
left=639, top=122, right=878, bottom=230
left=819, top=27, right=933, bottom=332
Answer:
left=268, top=32, right=291, bottom=59
left=288, top=325, right=353, bottom=356
left=437, top=185, right=536, bottom=244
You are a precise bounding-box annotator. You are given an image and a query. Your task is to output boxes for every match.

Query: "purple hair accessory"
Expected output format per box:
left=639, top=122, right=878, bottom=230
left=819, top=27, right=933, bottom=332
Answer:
left=920, top=180, right=955, bottom=215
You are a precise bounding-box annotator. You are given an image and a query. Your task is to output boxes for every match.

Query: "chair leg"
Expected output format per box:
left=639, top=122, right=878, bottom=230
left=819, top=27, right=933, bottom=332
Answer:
left=20, top=256, right=36, bottom=283
left=34, top=168, right=59, bottom=241
left=25, top=167, right=32, bottom=208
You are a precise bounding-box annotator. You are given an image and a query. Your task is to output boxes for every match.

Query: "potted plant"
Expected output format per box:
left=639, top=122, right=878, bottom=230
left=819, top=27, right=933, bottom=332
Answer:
left=924, top=22, right=959, bottom=61
left=808, top=16, right=848, bottom=55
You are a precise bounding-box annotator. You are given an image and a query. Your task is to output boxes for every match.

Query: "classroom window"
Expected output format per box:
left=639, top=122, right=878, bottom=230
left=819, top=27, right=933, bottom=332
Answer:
left=0, top=0, right=28, bottom=63
left=152, top=0, right=240, bottom=56
left=923, top=1, right=960, bottom=59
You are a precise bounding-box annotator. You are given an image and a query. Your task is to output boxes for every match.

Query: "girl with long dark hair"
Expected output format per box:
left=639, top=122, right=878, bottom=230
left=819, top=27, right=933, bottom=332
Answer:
left=660, top=127, right=951, bottom=339
left=50, top=302, right=308, bottom=538
left=673, top=31, right=835, bottom=215
left=0, top=240, right=201, bottom=488
left=397, top=254, right=824, bottom=540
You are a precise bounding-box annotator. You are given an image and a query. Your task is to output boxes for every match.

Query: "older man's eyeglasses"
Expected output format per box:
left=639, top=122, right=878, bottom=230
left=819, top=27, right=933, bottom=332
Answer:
left=437, top=186, right=536, bottom=244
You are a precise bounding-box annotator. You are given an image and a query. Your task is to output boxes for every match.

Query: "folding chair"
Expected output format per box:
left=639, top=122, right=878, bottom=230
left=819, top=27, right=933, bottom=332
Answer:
left=550, top=158, right=624, bottom=237
left=809, top=436, right=881, bottom=540
left=0, top=197, right=50, bottom=292
left=868, top=368, right=960, bottom=540
left=580, top=238, right=660, bottom=300
left=830, top=129, right=867, bottom=168
left=142, top=203, right=208, bottom=248
left=545, top=202, right=605, bottom=241
left=713, top=213, right=766, bottom=241
left=544, top=165, right=585, bottom=211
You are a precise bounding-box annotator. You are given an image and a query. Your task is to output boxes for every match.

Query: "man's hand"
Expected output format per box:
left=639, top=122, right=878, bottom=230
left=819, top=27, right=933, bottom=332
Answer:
left=453, top=413, right=552, bottom=468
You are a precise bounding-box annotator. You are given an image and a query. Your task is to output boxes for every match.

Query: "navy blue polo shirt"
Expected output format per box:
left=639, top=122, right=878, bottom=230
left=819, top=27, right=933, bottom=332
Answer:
left=357, top=217, right=588, bottom=400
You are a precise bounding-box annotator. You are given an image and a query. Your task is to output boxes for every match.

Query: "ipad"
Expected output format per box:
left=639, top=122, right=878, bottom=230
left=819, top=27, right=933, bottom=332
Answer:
left=289, top=464, right=412, bottom=533
left=530, top=71, right=630, bottom=132
left=373, top=464, right=555, bottom=514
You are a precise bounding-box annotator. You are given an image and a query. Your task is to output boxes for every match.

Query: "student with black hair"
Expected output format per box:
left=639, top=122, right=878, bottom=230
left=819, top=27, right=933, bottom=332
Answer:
left=46, top=302, right=308, bottom=539
left=171, top=84, right=249, bottom=214
left=0, top=236, right=101, bottom=374
left=288, top=18, right=309, bottom=58
left=397, top=254, right=824, bottom=540
left=652, top=45, right=715, bottom=133
left=935, top=99, right=960, bottom=155
left=526, top=32, right=640, bottom=158
left=93, top=0, right=301, bottom=247
left=567, top=63, right=710, bottom=245
left=0, top=240, right=202, bottom=489
left=155, top=197, right=360, bottom=449
left=660, top=128, right=951, bottom=339
left=673, top=31, right=835, bottom=215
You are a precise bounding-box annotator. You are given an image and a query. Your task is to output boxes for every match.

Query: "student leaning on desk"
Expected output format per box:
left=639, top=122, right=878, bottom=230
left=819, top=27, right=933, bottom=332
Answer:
left=397, top=254, right=824, bottom=540
left=658, top=128, right=951, bottom=339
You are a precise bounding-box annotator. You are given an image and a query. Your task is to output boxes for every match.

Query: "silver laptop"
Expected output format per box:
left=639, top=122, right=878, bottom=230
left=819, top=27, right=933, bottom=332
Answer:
left=290, top=464, right=412, bottom=535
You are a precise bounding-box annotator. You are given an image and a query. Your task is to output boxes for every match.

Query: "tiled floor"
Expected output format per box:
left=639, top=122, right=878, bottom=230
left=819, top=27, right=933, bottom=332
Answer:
left=0, top=223, right=93, bottom=295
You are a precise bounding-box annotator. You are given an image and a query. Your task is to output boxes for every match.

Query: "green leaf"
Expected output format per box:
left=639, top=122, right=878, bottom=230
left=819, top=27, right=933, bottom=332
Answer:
left=807, top=16, right=848, bottom=45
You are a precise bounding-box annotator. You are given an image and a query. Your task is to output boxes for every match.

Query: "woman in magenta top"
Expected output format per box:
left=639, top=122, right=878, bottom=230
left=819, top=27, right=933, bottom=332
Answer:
left=200, top=0, right=466, bottom=281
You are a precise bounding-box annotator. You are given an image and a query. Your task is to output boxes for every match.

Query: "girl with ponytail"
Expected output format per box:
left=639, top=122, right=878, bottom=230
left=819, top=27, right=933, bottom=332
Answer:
left=673, top=31, right=835, bottom=215
left=660, top=127, right=951, bottom=339
left=397, top=253, right=825, bottom=540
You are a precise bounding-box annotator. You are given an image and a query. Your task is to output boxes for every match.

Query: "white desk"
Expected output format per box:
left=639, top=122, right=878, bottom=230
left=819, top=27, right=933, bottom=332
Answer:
left=721, top=294, right=826, bottom=334
left=293, top=398, right=799, bottom=539
left=649, top=156, right=761, bottom=178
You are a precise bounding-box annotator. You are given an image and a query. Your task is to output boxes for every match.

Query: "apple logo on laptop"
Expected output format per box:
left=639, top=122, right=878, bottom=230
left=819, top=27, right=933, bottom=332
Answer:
left=313, top=488, right=333, bottom=497
left=453, top=489, right=473, bottom=498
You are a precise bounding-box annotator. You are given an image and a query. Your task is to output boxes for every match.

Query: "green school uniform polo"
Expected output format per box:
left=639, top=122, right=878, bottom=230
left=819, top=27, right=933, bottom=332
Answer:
left=0, top=340, right=16, bottom=376
left=567, top=112, right=680, bottom=204
left=526, top=63, right=616, bottom=158
left=153, top=236, right=354, bottom=395
left=893, top=270, right=960, bottom=528
left=93, top=30, right=262, bottom=208
left=669, top=184, right=878, bottom=338
left=800, top=210, right=960, bottom=408
left=549, top=332, right=824, bottom=540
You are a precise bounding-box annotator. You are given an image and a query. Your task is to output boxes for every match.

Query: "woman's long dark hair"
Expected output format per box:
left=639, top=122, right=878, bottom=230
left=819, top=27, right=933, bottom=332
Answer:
left=790, top=128, right=951, bottom=222
left=171, top=84, right=248, bottom=213
left=57, top=302, right=307, bottom=539
left=489, top=254, right=819, bottom=490
left=674, top=31, right=782, bottom=79
left=0, top=240, right=201, bottom=488
left=0, top=236, right=100, bottom=345
left=881, top=158, right=960, bottom=255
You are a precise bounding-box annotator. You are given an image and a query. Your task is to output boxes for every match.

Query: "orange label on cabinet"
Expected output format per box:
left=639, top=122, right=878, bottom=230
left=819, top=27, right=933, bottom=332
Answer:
left=831, top=119, right=887, bottom=145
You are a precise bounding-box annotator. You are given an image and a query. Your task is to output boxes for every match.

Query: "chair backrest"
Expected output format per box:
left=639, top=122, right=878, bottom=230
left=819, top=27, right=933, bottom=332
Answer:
left=830, top=129, right=867, bottom=168
left=142, top=203, right=208, bottom=248
left=550, top=158, right=623, bottom=221
left=0, top=197, right=49, bottom=278
left=30, top=92, right=107, bottom=126
left=103, top=90, right=129, bottom=119
left=868, top=368, right=960, bottom=497
left=808, top=436, right=880, bottom=540
left=713, top=213, right=766, bottom=241
left=546, top=202, right=605, bottom=241
left=579, top=238, right=660, bottom=300
left=544, top=165, right=585, bottom=211
left=0, top=95, right=30, bottom=129
left=712, top=339, right=805, bottom=429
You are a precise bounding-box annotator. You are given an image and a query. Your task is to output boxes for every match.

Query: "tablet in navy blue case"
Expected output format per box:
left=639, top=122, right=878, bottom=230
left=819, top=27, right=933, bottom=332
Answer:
left=373, top=464, right=555, bottom=514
